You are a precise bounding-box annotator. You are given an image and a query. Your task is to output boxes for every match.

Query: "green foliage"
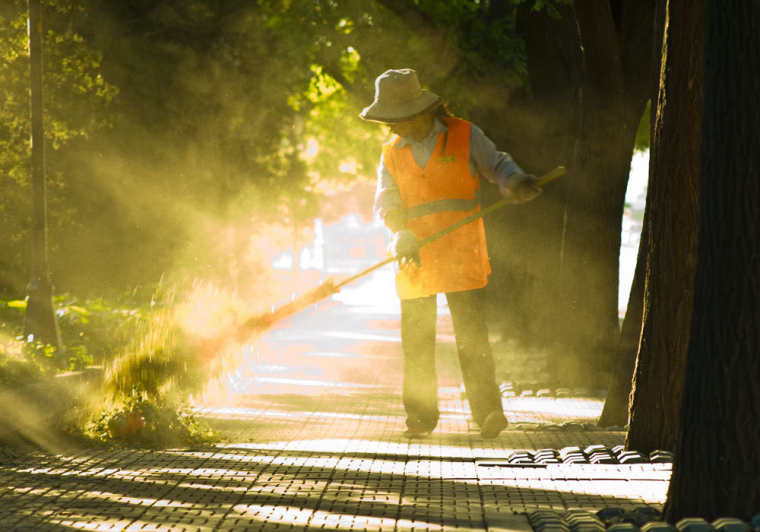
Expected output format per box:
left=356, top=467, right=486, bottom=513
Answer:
left=88, top=397, right=216, bottom=448
left=634, top=100, right=652, bottom=152
left=0, top=347, right=44, bottom=387
left=416, top=0, right=526, bottom=79
left=21, top=340, right=68, bottom=372
left=1, top=0, right=532, bottom=298
left=2, top=305, right=50, bottom=385
left=2, top=281, right=246, bottom=401
left=512, top=0, right=572, bottom=19
left=53, top=294, right=146, bottom=366
left=0, top=1, right=118, bottom=296
left=1, top=302, right=82, bottom=377
left=1, top=294, right=146, bottom=373
left=2, top=289, right=219, bottom=448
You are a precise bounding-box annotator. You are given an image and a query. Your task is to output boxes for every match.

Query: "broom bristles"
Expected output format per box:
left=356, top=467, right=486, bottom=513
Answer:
left=235, top=279, right=338, bottom=341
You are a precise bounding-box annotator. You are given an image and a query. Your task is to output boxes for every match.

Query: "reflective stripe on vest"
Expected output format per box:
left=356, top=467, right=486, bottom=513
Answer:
left=406, top=195, right=480, bottom=220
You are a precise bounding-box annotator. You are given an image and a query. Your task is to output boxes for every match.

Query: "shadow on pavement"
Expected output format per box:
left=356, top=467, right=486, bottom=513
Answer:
left=2, top=444, right=663, bottom=530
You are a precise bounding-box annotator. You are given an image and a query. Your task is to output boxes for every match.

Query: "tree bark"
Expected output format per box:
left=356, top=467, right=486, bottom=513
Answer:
left=543, top=0, right=654, bottom=386
left=626, top=0, right=703, bottom=454
left=475, top=3, right=656, bottom=391
left=480, top=2, right=583, bottom=353
left=598, top=0, right=665, bottom=429
left=664, top=0, right=760, bottom=519
left=24, top=0, right=63, bottom=350
left=598, top=211, right=648, bottom=427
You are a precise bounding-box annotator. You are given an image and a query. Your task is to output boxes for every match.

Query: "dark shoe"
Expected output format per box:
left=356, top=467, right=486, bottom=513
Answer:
left=403, top=420, right=435, bottom=438
left=480, top=411, right=508, bottom=439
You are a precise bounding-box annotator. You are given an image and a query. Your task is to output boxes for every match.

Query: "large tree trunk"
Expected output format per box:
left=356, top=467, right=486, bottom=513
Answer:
left=474, top=2, right=656, bottom=389
left=478, top=2, right=583, bottom=354
left=664, top=0, right=760, bottom=519
left=626, top=0, right=703, bottom=454
left=598, top=0, right=668, bottom=428
left=544, top=0, right=655, bottom=386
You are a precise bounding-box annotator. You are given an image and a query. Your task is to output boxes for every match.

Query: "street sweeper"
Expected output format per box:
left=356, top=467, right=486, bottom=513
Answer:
left=359, top=68, right=547, bottom=439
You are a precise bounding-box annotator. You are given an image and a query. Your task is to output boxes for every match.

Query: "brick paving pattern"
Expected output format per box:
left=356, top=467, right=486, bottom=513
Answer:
left=0, top=299, right=670, bottom=530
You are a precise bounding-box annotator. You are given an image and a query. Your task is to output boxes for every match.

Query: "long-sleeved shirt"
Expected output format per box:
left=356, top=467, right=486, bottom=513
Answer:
left=374, top=118, right=525, bottom=222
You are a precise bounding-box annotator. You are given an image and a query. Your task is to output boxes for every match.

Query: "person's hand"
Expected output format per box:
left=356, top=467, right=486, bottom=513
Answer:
left=384, top=209, right=408, bottom=233
left=499, top=174, right=543, bottom=204
left=390, top=229, right=420, bottom=266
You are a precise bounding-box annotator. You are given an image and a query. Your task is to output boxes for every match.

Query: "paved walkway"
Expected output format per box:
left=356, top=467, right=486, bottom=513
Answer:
left=0, top=284, right=669, bottom=531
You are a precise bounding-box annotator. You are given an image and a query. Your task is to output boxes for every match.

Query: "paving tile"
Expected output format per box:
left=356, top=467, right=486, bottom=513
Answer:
left=0, top=307, right=671, bottom=530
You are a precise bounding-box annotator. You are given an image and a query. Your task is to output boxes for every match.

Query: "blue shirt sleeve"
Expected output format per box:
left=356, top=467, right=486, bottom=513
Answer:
left=469, top=124, right=525, bottom=188
left=374, top=151, right=403, bottom=221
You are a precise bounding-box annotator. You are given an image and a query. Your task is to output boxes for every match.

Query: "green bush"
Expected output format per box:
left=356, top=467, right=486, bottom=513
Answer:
left=2, top=284, right=234, bottom=448
left=0, top=352, right=44, bottom=387
left=1, top=294, right=149, bottom=374
left=0, top=330, right=48, bottom=386
left=89, top=397, right=216, bottom=448
left=54, top=295, right=147, bottom=367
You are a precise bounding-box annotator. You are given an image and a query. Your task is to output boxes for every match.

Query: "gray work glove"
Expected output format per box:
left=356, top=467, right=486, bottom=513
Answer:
left=390, top=229, right=421, bottom=266
left=499, top=173, right=542, bottom=204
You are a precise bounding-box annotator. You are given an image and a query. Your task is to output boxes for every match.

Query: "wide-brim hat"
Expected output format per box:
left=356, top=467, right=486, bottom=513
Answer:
left=359, top=68, right=441, bottom=123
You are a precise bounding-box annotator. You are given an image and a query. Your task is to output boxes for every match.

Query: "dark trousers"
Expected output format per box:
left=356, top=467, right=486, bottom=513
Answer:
left=401, top=289, right=503, bottom=430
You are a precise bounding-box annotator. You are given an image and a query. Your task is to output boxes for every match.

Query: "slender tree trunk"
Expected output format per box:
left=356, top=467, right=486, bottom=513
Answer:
left=598, top=0, right=664, bottom=429
left=24, top=0, right=62, bottom=350
left=664, top=0, right=760, bottom=519
left=627, top=0, right=703, bottom=454
left=598, top=211, right=648, bottom=427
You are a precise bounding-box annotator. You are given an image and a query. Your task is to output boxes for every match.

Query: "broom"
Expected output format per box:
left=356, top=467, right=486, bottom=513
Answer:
left=232, top=165, right=567, bottom=341
left=108, top=167, right=566, bottom=400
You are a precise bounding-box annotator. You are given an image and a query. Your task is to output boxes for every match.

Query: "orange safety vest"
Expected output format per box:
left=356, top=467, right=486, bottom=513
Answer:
left=383, top=117, right=491, bottom=299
